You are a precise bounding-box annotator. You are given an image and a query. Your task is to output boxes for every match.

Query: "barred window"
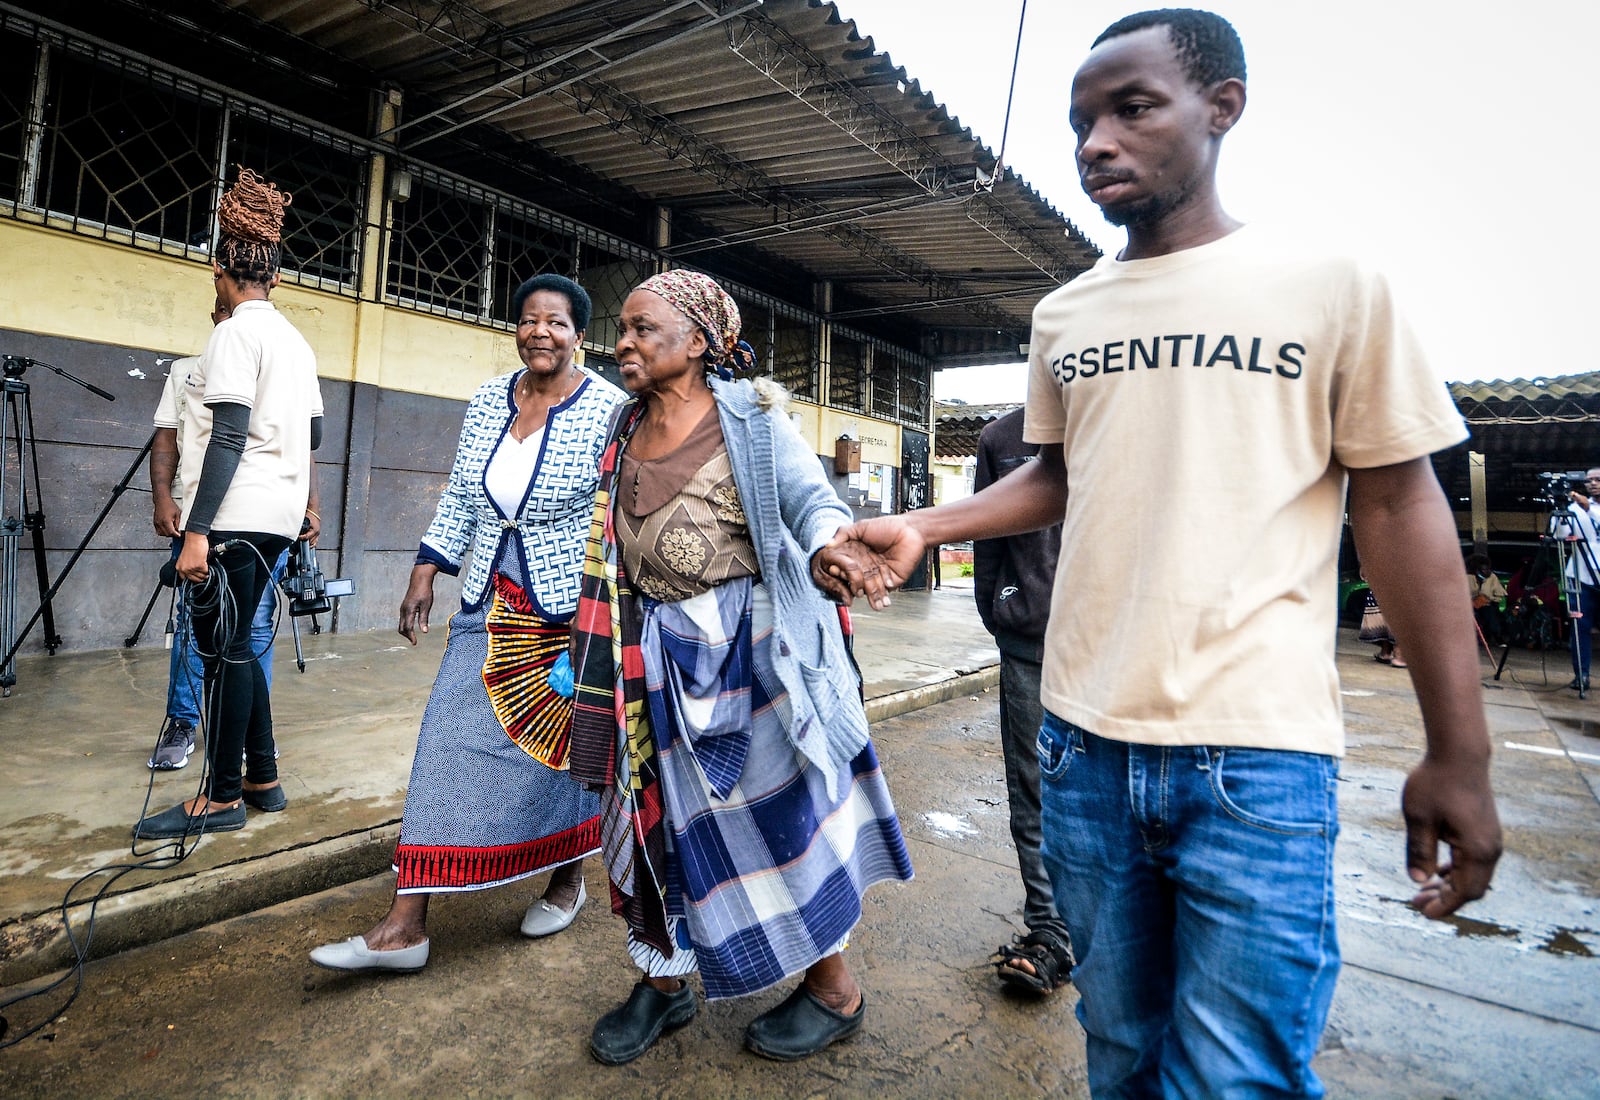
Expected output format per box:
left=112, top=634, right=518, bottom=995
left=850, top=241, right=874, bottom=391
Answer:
left=738, top=298, right=771, bottom=374
left=40, top=48, right=219, bottom=249
left=0, top=30, right=35, bottom=206
left=898, top=358, right=929, bottom=425
left=226, top=112, right=365, bottom=289
left=830, top=333, right=866, bottom=412
left=387, top=179, right=487, bottom=316
left=580, top=245, right=648, bottom=351
left=491, top=206, right=577, bottom=324
left=771, top=311, right=815, bottom=399
left=871, top=346, right=900, bottom=421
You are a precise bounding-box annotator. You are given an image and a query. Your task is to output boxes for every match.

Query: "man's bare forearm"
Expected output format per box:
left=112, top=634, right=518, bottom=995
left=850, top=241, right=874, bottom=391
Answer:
left=150, top=428, right=178, bottom=500
left=904, top=443, right=1068, bottom=546
left=1348, top=459, right=1488, bottom=759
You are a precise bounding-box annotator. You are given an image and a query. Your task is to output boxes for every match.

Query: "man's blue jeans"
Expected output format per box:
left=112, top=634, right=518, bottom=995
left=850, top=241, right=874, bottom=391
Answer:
left=166, top=541, right=288, bottom=725
left=1036, top=713, right=1341, bottom=1099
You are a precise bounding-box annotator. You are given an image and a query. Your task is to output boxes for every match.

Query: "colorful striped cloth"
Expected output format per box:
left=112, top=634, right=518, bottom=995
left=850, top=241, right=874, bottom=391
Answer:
left=571, top=400, right=676, bottom=953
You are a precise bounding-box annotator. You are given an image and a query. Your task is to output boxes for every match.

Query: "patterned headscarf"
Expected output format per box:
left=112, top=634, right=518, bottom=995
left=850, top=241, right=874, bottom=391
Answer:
left=634, top=270, right=758, bottom=380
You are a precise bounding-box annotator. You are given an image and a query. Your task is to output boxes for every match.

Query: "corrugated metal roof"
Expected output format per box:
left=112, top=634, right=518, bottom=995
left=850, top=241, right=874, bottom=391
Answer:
left=158, top=0, right=1100, bottom=344
left=1451, top=372, right=1600, bottom=404
left=934, top=400, right=1020, bottom=456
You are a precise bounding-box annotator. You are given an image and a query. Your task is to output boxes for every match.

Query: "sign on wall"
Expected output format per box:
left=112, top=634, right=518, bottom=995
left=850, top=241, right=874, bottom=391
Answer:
left=901, top=428, right=930, bottom=511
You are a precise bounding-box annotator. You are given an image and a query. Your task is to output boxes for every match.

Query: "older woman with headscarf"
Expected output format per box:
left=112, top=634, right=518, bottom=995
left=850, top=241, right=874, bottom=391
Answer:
left=570, top=270, right=913, bottom=1065
left=308, top=273, right=626, bottom=973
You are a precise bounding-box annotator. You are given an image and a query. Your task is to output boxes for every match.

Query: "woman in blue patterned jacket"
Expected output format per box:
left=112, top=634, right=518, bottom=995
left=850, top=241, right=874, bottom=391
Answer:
left=310, top=273, right=625, bottom=974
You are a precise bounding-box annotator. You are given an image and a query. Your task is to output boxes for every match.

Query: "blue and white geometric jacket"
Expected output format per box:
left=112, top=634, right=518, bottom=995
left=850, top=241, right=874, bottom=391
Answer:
left=417, top=367, right=627, bottom=620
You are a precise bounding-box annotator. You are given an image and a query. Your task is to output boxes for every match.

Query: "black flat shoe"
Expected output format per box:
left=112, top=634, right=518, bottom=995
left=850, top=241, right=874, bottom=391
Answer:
left=242, top=785, right=287, bottom=812
left=133, top=801, right=246, bottom=839
left=744, top=983, right=865, bottom=1062
left=590, top=980, right=698, bottom=1065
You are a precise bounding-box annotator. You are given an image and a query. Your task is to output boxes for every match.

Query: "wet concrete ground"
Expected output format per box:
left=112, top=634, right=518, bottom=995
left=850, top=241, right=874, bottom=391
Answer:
left=0, top=588, right=1000, bottom=983
left=2, top=596, right=1599, bottom=1095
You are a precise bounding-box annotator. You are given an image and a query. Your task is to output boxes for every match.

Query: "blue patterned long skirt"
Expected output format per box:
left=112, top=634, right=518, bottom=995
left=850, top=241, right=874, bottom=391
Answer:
left=394, top=553, right=600, bottom=892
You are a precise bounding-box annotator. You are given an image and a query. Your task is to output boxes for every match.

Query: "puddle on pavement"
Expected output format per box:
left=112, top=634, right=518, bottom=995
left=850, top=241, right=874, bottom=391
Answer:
left=1380, top=896, right=1518, bottom=939
left=1539, top=928, right=1598, bottom=958
left=1439, top=912, right=1521, bottom=940
left=1381, top=897, right=1598, bottom=956
left=1549, top=716, right=1600, bottom=739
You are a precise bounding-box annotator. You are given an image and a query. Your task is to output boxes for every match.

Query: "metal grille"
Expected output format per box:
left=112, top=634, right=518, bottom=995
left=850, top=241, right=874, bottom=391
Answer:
left=227, top=110, right=366, bottom=290
left=386, top=176, right=488, bottom=317
left=491, top=205, right=577, bottom=324
left=580, top=244, right=648, bottom=352
left=0, top=29, right=35, bottom=206
left=0, top=23, right=365, bottom=293
left=38, top=45, right=221, bottom=253
left=898, top=356, right=929, bottom=426
left=772, top=310, right=816, bottom=399
left=739, top=298, right=772, bottom=374
left=871, top=346, right=899, bottom=421
left=830, top=333, right=866, bottom=412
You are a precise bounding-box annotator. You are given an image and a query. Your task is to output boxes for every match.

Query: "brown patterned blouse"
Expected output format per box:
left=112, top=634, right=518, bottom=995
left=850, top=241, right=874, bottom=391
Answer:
left=617, top=405, right=759, bottom=603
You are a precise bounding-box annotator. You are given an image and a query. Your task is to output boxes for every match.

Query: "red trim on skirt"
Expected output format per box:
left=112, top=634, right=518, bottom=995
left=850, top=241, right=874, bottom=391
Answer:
left=393, top=818, right=600, bottom=890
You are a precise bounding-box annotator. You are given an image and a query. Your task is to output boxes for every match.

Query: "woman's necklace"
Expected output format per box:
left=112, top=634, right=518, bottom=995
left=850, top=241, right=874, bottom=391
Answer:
left=511, top=367, right=580, bottom=441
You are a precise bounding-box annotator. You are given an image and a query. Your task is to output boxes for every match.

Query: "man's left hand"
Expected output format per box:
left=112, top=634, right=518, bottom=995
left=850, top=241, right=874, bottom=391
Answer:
left=1401, top=752, right=1503, bottom=919
left=175, top=530, right=210, bottom=583
left=301, top=510, right=320, bottom=546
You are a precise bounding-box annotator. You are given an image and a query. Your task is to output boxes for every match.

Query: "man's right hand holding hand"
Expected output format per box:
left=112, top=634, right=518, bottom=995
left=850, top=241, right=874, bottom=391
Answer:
left=821, top=518, right=927, bottom=610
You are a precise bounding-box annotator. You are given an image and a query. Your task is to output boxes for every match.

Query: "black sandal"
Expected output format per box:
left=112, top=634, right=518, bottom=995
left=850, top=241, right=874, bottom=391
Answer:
left=993, top=931, right=1073, bottom=995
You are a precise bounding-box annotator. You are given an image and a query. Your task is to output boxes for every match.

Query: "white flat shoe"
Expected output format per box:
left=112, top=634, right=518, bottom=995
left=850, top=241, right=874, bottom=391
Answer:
left=521, top=877, right=586, bottom=938
left=309, top=935, right=429, bottom=973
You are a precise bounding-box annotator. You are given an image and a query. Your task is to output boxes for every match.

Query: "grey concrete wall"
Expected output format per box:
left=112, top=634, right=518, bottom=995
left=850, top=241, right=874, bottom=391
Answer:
left=1, top=325, right=882, bottom=652
left=0, top=326, right=470, bottom=656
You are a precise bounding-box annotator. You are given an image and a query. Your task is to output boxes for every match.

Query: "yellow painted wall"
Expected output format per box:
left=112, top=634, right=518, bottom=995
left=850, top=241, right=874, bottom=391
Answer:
left=0, top=220, right=523, bottom=401
left=0, top=220, right=914, bottom=438
left=379, top=307, right=525, bottom=401
left=812, top=405, right=902, bottom=467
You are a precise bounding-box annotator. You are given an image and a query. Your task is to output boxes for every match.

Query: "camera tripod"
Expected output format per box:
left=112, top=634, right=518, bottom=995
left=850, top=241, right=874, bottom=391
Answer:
left=0, top=354, right=119, bottom=696
left=1493, top=503, right=1600, bottom=698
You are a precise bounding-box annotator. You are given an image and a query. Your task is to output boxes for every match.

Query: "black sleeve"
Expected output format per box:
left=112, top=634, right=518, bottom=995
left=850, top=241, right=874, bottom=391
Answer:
left=972, top=427, right=1000, bottom=636
left=185, top=402, right=250, bottom=535
left=310, top=415, right=323, bottom=451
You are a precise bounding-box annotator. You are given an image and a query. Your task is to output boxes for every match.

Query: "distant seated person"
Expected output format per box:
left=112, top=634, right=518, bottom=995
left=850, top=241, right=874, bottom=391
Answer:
left=1465, top=553, right=1507, bottom=644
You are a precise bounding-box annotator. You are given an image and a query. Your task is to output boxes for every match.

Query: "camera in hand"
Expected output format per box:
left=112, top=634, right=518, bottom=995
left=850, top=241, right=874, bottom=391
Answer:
left=281, top=520, right=355, bottom=616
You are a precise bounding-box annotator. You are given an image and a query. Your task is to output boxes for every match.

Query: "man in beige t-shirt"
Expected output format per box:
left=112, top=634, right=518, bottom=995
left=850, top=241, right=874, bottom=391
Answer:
left=824, top=10, right=1500, bottom=1096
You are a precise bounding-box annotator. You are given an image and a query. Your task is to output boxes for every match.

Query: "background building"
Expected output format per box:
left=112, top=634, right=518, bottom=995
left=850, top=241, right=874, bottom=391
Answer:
left=0, top=0, right=1100, bottom=653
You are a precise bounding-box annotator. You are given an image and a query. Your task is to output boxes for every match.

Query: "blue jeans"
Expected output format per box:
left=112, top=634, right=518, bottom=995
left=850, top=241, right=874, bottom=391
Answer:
left=1036, top=714, right=1341, bottom=1099
left=166, top=540, right=287, bottom=725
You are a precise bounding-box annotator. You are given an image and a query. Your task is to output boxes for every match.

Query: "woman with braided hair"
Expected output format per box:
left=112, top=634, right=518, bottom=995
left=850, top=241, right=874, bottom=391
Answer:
left=570, top=270, right=912, bottom=1065
left=135, top=168, right=324, bottom=839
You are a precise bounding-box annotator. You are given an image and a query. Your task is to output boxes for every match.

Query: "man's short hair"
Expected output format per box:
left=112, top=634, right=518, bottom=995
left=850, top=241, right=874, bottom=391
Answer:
left=1093, top=8, right=1247, bottom=88
left=511, top=272, right=592, bottom=332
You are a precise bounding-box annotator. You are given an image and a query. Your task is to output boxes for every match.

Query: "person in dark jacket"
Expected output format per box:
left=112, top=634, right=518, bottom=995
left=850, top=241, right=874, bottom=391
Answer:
left=973, top=408, right=1074, bottom=994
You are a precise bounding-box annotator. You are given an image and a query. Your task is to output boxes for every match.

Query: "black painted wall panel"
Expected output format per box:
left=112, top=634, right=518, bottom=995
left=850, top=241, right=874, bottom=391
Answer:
left=369, top=387, right=468, bottom=475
